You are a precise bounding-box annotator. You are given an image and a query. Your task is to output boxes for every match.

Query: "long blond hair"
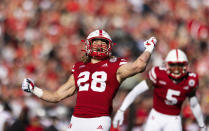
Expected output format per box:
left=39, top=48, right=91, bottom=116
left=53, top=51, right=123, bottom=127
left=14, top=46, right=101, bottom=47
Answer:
left=81, top=54, right=91, bottom=63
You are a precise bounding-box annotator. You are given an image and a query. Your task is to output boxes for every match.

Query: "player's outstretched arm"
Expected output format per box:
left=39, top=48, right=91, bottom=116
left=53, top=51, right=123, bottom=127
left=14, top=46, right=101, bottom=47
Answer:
left=117, top=37, right=157, bottom=82
left=21, top=75, right=76, bottom=103
left=189, top=94, right=207, bottom=131
left=113, top=79, right=152, bottom=128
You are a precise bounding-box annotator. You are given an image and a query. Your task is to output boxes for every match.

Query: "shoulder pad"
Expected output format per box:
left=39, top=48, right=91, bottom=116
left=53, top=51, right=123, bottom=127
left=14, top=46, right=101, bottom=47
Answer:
left=158, top=66, right=166, bottom=71
left=188, top=72, right=197, bottom=78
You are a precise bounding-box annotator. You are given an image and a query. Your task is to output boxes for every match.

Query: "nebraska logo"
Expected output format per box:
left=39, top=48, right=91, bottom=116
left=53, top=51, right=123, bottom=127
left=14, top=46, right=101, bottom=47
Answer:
left=183, top=86, right=189, bottom=90
left=159, top=80, right=166, bottom=85
left=97, top=125, right=103, bottom=130
left=101, top=63, right=108, bottom=67
left=79, top=65, right=86, bottom=69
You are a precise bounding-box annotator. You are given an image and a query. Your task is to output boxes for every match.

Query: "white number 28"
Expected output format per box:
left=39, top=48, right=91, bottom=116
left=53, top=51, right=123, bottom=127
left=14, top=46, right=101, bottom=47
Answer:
left=77, top=71, right=107, bottom=92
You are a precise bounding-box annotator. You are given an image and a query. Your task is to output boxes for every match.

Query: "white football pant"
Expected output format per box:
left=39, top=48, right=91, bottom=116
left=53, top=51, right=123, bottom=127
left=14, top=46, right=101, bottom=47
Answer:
left=67, top=116, right=111, bottom=131
left=144, top=109, right=182, bottom=131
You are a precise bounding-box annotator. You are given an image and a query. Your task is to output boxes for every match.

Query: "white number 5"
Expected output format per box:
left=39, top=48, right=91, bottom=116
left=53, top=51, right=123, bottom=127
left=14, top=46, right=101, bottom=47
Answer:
left=77, top=71, right=107, bottom=92
left=165, top=89, right=180, bottom=105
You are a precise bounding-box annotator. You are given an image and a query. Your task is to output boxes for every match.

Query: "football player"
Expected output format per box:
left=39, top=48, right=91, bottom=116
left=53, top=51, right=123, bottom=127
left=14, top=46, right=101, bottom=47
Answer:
left=21, top=30, right=157, bottom=131
left=113, top=49, right=207, bottom=131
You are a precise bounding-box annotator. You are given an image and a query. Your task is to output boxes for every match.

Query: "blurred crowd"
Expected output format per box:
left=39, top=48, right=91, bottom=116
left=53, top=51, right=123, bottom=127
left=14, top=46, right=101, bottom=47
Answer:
left=0, top=0, right=208, bottom=131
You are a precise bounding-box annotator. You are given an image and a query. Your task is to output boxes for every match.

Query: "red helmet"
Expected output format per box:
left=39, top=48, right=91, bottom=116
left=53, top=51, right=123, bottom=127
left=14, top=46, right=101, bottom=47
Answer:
left=85, top=30, right=113, bottom=59
left=165, top=49, right=188, bottom=79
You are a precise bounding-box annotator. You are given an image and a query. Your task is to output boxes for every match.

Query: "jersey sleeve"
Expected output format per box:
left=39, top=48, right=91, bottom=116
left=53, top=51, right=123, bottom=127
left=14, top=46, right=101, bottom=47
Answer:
left=106, top=57, right=128, bottom=78
left=118, top=58, right=128, bottom=67
left=188, top=72, right=199, bottom=88
left=108, top=57, right=128, bottom=70
left=187, top=72, right=199, bottom=97
left=72, top=64, right=76, bottom=73
left=71, top=62, right=82, bottom=74
left=147, top=66, right=158, bottom=84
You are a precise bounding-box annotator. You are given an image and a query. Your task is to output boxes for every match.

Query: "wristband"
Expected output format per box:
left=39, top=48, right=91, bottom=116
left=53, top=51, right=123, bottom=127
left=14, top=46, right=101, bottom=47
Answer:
left=199, top=125, right=206, bottom=128
left=32, top=86, right=43, bottom=97
left=145, top=46, right=154, bottom=53
left=119, top=109, right=125, bottom=112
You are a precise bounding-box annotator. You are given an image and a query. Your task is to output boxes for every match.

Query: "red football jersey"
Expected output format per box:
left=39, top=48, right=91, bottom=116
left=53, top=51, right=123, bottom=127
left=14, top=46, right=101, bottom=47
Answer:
left=148, top=66, right=198, bottom=115
left=72, top=57, right=127, bottom=118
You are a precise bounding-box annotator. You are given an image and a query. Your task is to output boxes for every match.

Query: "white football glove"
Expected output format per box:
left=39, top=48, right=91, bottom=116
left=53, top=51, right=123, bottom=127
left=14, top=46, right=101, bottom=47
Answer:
left=22, top=78, right=35, bottom=93
left=200, top=126, right=207, bottom=131
left=113, top=109, right=125, bottom=128
left=22, top=78, right=43, bottom=97
left=144, top=37, right=157, bottom=53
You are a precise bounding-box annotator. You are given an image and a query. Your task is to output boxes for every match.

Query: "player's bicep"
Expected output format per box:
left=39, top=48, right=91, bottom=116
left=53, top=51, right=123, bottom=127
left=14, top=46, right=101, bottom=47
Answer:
left=56, top=75, right=77, bottom=101
left=117, top=62, right=137, bottom=82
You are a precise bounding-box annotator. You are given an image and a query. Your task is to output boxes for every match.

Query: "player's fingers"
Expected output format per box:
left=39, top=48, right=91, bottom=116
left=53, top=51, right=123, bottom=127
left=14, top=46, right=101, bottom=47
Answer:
left=119, top=119, right=123, bottom=126
left=150, top=36, right=156, bottom=40
left=113, top=121, right=118, bottom=128
left=26, top=78, right=35, bottom=89
left=23, top=78, right=27, bottom=83
left=144, top=40, right=148, bottom=45
left=150, top=37, right=157, bottom=45
left=22, top=79, right=28, bottom=88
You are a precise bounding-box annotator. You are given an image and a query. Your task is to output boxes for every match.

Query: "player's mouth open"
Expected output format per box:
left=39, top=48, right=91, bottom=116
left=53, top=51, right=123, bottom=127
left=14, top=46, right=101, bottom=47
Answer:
left=172, top=73, right=181, bottom=77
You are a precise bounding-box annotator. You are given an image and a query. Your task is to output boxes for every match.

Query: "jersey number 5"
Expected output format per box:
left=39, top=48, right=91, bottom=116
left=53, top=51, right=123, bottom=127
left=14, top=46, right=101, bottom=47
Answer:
left=165, top=89, right=180, bottom=105
left=77, top=71, right=107, bottom=92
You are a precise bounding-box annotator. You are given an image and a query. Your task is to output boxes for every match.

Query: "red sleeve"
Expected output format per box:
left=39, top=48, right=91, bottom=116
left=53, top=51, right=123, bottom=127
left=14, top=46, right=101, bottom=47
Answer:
left=188, top=72, right=199, bottom=88
left=107, top=57, right=128, bottom=73
left=71, top=64, right=76, bottom=73
left=71, top=62, right=83, bottom=74
left=118, top=58, right=128, bottom=67
left=147, top=66, right=158, bottom=84
left=188, top=72, right=199, bottom=96
left=195, top=73, right=199, bottom=88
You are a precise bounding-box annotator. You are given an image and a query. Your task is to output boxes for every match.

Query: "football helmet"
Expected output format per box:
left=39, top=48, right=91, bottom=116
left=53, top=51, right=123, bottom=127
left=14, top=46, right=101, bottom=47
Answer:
left=84, top=30, right=113, bottom=59
left=165, top=49, right=188, bottom=79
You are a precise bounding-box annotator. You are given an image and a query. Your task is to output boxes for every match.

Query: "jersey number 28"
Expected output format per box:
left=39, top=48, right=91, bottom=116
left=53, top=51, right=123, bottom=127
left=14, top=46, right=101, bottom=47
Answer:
left=77, top=71, right=107, bottom=92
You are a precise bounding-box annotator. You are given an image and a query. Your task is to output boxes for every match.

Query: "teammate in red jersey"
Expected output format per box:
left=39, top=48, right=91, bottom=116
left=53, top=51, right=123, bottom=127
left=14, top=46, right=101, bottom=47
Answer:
left=113, top=49, right=207, bottom=131
left=21, top=29, right=157, bottom=131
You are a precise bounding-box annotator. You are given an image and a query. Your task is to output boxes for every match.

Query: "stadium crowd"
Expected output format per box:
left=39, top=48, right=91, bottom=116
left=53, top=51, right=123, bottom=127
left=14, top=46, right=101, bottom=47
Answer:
left=0, top=0, right=208, bottom=131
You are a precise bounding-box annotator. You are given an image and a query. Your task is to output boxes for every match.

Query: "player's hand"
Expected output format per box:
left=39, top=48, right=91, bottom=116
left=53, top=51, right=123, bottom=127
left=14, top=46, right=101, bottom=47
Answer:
left=113, top=109, right=124, bottom=128
left=144, top=37, right=157, bottom=53
left=22, top=78, right=35, bottom=93
left=200, top=126, right=207, bottom=131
